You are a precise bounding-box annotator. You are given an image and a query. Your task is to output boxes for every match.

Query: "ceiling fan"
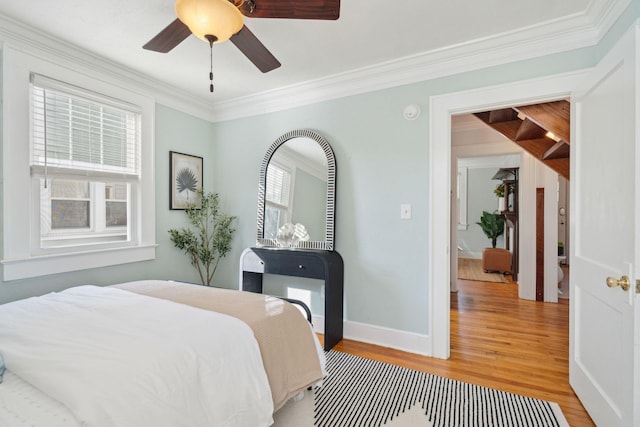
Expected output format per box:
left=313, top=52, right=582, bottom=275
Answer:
left=144, top=0, right=340, bottom=87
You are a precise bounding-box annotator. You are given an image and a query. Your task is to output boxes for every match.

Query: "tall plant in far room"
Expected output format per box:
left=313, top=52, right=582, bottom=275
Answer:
left=476, top=211, right=505, bottom=248
left=169, top=190, right=236, bottom=286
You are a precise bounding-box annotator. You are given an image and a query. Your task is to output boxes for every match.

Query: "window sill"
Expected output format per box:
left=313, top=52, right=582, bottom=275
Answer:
left=1, top=244, right=157, bottom=281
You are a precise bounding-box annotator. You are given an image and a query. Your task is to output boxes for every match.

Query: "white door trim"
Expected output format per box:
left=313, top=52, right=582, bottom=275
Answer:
left=428, top=69, right=590, bottom=359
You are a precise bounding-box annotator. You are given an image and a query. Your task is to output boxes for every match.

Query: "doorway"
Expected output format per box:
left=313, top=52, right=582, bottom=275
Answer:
left=428, top=70, right=588, bottom=359
left=451, top=113, right=570, bottom=300
left=451, top=118, right=521, bottom=291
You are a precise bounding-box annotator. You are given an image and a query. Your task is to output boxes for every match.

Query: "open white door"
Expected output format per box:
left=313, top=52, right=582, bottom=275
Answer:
left=570, top=21, right=639, bottom=426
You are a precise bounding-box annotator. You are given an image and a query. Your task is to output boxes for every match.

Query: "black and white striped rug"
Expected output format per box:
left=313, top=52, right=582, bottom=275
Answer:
left=312, top=351, right=568, bottom=427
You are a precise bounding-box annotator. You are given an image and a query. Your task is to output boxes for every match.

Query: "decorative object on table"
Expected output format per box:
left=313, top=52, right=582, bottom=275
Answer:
left=170, top=151, right=203, bottom=210
left=476, top=211, right=504, bottom=248
left=558, top=241, right=565, bottom=256
left=169, top=190, right=236, bottom=286
left=276, top=222, right=310, bottom=248
left=494, top=183, right=505, bottom=211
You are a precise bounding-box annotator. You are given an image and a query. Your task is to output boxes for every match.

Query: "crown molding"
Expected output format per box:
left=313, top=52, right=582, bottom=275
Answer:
left=0, top=0, right=630, bottom=124
left=208, top=0, right=630, bottom=122
left=0, top=14, right=217, bottom=122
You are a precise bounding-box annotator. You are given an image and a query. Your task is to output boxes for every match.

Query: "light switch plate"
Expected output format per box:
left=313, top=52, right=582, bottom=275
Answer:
left=400, top=204, right=411, bottom=219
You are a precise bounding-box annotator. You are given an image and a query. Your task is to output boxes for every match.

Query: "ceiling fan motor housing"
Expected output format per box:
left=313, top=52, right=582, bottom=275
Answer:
left=233, top=0, right=256, bottom=15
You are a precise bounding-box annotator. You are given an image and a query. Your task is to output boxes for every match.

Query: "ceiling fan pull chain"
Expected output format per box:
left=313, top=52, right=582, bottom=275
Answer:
left=205, top=35, right=218, bottom=93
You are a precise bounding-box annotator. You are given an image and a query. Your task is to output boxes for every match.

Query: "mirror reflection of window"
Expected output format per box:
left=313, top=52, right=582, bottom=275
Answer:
left=265, top=163, right=293, bottom=239
left=265, top=139, right=327, bottom=241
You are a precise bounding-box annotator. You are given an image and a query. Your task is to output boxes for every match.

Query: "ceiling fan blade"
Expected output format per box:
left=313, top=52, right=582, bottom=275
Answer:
left=230, top=26, right=281, bottom=73
left=143, top=18, right=192, bottom=53
left=239, top=0, right=340, bottom=20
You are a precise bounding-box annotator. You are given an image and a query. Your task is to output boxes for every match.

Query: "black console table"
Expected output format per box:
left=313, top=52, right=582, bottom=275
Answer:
left=240, top=247, right=344, bottom=350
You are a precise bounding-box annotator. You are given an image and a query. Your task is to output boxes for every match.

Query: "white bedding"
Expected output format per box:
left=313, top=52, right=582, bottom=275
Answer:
left=0, top=285, right=274, bottom=427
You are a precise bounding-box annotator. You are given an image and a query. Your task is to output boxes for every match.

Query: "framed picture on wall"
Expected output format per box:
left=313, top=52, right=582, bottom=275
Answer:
left=170, top=151, right=203, bottom=210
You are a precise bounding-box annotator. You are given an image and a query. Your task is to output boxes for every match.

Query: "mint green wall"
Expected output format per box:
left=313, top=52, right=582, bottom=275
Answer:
left=0, top=104, right=215, bottom=303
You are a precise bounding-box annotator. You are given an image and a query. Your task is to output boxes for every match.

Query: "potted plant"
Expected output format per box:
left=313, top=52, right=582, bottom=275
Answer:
left=476, top=211, right=505, bottom=248
left=169, top=190, right=236, bottom=286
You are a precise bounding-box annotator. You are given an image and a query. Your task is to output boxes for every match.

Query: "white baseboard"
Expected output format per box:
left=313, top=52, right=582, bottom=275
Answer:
left=458, top=251, right=482, bottom=259
left=311, top=314, right=325, bottom=334
left=312, top=315, right=432, bottom=357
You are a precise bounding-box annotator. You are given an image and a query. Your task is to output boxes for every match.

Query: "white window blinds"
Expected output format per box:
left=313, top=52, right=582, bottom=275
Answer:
left=266, top=164, right=291, bottom=206
left=30, top=73, right=141, bottom=179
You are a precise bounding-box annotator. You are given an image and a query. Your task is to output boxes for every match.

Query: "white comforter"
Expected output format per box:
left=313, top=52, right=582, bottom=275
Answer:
left=0, top=285, right=274, bottom=426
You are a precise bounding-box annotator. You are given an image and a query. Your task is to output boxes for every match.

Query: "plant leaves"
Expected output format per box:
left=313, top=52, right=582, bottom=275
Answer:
left=168, top=190, right=236, bottom=286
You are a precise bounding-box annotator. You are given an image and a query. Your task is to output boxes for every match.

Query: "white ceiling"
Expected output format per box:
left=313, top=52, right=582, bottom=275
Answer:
left=0, top=0, right=625, bottom=110
left=452, top=114, right=509, bottom=147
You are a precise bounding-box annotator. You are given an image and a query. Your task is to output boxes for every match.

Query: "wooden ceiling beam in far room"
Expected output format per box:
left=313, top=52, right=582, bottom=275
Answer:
left=515, top=118, right=547, bottom=141
left=514, top=100, right=570, bottom=143
left=473, top=102, right=571, bottom=180
left=543, top=141, right=570, bottom=160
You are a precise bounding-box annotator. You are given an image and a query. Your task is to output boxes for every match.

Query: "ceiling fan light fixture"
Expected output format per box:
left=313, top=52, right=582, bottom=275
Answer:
left=175, top=0, right=244, bottom=43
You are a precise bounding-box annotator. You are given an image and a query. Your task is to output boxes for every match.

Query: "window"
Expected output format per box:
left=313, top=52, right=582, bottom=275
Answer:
left=1, top=47, right=156, bottom=281
left=30, top=74, right=139, bottom=250
left=40, top=180, right=129, bottom=248
left=264, top=163, right=293, bottom=239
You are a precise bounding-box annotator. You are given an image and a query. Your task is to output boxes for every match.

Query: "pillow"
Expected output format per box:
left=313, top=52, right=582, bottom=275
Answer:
left=0, top=353, right=5, bottom=383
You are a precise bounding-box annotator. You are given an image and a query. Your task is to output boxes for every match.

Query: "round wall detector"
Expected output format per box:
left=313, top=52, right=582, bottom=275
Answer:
left=403, top=104, right=421, bottom=120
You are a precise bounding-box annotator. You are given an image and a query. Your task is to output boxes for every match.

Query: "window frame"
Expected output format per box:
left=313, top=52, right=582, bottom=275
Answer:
left=2, top=46, right=156, bottom=281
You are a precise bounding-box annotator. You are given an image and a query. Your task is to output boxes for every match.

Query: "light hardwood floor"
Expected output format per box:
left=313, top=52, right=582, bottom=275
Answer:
left=327, top=278, right=594, bottom=426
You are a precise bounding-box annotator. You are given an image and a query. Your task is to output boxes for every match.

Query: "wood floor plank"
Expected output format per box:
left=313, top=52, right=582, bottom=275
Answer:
left=326, top=278, right=594, bottom=426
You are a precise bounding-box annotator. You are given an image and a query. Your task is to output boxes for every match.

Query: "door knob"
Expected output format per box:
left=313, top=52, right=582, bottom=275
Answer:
left=606, top=275, right=630, bottom=291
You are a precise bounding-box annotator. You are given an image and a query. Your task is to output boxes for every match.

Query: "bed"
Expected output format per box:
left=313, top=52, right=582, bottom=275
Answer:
left=0, top=280, right=325, bottom=426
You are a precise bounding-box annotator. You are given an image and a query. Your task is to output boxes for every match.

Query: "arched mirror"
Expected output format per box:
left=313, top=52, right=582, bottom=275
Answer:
left=256, top=129, right=336, bottom=250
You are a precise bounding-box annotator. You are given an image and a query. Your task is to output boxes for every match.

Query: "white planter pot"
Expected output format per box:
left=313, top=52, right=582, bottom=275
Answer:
left=498, top=197, right=505, bottom=212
